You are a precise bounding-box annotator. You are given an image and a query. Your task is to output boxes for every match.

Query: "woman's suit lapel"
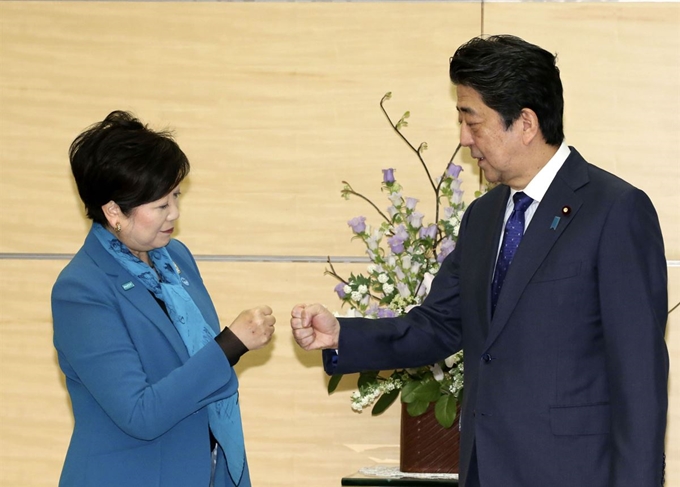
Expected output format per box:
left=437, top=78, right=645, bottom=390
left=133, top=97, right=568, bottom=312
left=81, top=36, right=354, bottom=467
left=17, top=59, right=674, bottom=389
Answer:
left=82, top=231, right=190, bottom=361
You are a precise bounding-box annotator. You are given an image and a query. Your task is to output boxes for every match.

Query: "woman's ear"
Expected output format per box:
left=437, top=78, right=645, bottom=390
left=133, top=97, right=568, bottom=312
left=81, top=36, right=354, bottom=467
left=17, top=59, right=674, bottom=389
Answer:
left=101, top=201, right=121, bottom=230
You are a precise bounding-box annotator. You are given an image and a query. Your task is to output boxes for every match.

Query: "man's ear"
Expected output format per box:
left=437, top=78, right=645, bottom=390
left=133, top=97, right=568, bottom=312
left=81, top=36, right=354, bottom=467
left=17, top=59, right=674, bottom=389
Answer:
left=519, top=108, right=541, bottom=145
left=101, top=200, right=121, bottom=228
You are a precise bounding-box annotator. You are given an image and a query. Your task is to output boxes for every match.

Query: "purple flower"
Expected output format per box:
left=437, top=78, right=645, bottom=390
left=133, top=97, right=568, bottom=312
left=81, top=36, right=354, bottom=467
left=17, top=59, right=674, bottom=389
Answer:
left=437, top=237, right=456, bottom=263
left=377, top=307, right=397, bottom=318
left=334, top=282, right=346, bottom=299
left=446, top=162, right=463, bottom=179
left=387, top=224, right=408, bottom=254
left=388, top=238, right=404, bottom=254
left=453, top=189, right=464, bottom=205
left=382, top=168, right=395, bottom=184
left=348, top=216, right=366, bottom=234
left=419, top=224, right=438, bottom=240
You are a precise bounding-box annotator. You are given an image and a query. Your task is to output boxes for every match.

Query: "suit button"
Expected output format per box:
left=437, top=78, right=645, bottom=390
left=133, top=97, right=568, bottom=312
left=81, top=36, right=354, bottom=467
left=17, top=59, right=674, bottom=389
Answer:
left=482, top=353, right=493, bottom=363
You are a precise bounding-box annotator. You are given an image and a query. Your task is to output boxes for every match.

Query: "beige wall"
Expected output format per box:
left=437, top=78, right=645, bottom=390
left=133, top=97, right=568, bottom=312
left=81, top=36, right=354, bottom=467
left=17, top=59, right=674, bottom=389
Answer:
left=0, top=3, right=678, bottom=486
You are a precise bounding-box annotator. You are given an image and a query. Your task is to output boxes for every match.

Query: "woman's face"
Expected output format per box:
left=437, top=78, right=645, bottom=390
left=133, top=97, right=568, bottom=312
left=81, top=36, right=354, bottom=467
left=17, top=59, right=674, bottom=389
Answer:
left=114, top=186, right=181, bottom=258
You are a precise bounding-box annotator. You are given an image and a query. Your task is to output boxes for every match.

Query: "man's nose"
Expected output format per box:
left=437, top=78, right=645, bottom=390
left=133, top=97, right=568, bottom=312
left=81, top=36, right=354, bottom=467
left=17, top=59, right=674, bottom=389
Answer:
left=459, top=124, right=473, bottom=147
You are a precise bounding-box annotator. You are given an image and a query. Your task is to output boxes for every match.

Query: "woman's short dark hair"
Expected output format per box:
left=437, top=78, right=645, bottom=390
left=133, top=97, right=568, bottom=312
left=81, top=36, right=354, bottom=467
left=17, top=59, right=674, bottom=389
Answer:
left=449, top=35, right=564, bottom=146
left=69, top=110, right=190, bottom=224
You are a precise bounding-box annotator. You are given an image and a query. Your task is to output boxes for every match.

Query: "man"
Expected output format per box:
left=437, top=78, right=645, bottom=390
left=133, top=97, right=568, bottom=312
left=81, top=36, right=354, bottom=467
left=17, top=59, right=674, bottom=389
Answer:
left=291, top=35, right=668, bottom=487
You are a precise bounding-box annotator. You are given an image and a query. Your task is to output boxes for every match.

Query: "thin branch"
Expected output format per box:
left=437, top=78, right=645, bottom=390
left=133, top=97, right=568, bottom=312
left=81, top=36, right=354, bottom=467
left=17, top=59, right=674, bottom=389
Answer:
left=324, top=257, right=349, bottom=285
left=342, top=181, right=391, bottom=223
left=325, top=257, right=382, bottom=301
left=380, top=95, right=438, bottom=194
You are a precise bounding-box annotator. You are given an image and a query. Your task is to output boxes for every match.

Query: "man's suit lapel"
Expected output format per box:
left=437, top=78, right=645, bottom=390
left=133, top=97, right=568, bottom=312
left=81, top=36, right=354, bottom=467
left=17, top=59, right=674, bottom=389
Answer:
left=485, top=149, right=590, bottom=348
left=467, top=185, right=508, bottom=338
left=82, top=231, right=190, bottom=361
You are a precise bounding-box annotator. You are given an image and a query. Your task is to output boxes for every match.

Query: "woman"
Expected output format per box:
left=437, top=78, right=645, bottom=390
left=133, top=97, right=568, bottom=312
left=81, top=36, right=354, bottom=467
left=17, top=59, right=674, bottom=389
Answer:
left=51, top=110, right=273, bottom=487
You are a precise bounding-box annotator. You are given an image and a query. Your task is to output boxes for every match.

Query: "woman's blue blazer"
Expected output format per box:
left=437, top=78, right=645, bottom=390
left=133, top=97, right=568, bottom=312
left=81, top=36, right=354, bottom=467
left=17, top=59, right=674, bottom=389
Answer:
left=52, top=228, right=248, bottom=487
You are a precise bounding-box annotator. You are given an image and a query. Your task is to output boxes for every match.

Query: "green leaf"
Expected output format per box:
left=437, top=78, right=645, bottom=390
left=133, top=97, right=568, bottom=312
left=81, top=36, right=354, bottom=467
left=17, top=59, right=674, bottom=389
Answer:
left=371, top=388, right=400, bottom=416
left=357, top=370, right=379, bottom=390
left=327, top=374, right=343, bottom=394
left=400, top=380, right=420, bottom=403
left=434, top=395, right=458, bottom=428
left=400, top=378, right=440, bottom=404
left=406, top=399, right=430, bottom=417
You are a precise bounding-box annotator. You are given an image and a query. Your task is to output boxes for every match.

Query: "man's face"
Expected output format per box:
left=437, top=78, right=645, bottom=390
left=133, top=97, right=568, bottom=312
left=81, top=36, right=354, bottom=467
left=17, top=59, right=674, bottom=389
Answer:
left=456, top=85, right=526, bottom=188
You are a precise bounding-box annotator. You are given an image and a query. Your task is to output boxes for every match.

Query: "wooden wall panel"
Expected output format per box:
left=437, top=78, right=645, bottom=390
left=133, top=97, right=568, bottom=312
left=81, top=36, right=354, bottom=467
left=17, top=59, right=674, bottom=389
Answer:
left=485, top=3, right=680, bottom=258
left=0, top=2, right=481, bottom=256
left=0, top=259, right=404, bottom=486
left=2, top=261, right=678, bottom=487
left=666, top=267, right=680, bottom=487
left=1, top=2, right=679, bottom=487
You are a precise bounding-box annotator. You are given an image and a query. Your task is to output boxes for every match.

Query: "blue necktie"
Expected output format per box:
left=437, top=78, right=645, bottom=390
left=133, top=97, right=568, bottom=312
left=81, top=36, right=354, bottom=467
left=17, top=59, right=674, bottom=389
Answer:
left=491, top=192, right=533, bottom=313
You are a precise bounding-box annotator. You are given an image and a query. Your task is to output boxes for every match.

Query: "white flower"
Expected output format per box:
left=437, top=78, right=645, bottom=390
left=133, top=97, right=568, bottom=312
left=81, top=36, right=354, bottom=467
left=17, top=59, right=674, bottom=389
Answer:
left=367, top=264, right=377, bottom=274
left=388, top=192, right=402, bottom=206
left=421, top=272, right=435, bottom=297
left=396, top=282, right=411, bottom=298
left=358, top=284, right=368, bottom=294
left=351, top=291, right=362, bottom=301
left=382, top=283, right=394, bottom=294
left=431, top=363, right=444, bottom=381
left=343, top=285, right=352, bottom=294
left=444, top=352, right=460, bottom=368
left=378, top=273, right=389, bottom=284
left=401, top=255, right=412, bottom=269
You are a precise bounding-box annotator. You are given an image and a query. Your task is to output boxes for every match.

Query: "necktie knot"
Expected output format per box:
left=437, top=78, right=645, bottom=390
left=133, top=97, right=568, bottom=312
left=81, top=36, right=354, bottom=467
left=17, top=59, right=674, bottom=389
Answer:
left=513, top=191, right=533, bottom=213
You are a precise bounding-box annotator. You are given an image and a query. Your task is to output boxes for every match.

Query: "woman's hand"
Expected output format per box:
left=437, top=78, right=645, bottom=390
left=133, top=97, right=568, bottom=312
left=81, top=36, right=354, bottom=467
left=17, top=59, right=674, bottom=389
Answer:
left=229, top=306, right=276, bottom=351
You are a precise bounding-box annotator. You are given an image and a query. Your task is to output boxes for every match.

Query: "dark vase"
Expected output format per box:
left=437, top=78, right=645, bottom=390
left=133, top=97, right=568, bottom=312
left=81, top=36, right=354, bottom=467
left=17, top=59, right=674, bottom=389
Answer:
left=399, top=402, right=461, bottom=473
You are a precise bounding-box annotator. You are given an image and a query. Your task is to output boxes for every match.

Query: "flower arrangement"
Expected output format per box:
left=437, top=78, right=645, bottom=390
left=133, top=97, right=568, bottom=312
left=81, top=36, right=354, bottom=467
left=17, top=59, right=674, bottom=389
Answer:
left=326, top=92, right=478, bottom=428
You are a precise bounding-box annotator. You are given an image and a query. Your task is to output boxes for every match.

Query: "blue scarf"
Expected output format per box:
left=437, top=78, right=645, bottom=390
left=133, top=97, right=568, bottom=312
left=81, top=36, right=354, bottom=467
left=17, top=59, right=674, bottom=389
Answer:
left=92, top=223, right=245, bottom=486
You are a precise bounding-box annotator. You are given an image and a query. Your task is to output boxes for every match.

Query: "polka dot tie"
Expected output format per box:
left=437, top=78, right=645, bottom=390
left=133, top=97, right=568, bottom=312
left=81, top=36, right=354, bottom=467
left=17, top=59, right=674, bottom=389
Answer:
left=491, top=192, right=534, bottom=314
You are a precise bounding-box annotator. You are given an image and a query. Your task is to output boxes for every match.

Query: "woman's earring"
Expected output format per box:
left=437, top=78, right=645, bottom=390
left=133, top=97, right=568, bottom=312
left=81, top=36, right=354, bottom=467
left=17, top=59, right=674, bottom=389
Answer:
left=115, top=222, right=121, bottom=233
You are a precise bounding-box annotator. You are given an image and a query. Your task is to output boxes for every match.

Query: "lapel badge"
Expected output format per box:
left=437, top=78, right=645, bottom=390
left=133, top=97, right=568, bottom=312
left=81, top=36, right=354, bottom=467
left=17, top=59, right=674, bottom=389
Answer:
left=561, top=205, right=571, bottom=216
left=122, top=281, right=135, bottom=291
left=550, top=216, right=561, bottom=230
left=180, top=277, right=190, bottom=286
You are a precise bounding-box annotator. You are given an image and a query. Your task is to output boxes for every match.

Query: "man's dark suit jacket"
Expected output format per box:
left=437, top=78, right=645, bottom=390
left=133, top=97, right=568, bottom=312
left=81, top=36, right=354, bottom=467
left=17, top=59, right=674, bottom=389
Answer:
left=327, top=148, right=668, bottom=487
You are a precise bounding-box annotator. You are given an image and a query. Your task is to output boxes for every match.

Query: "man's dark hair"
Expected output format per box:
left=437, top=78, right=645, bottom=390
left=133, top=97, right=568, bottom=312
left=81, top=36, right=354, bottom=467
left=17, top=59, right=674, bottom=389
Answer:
left=449, top=35, right=564, bottom=146
left=69, top=110, right=190, bottom=224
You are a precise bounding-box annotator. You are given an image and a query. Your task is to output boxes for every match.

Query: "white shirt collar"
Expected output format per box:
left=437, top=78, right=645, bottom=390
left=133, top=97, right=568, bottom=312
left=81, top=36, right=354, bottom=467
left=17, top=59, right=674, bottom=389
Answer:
left=511, top=141, right=571, bottom=203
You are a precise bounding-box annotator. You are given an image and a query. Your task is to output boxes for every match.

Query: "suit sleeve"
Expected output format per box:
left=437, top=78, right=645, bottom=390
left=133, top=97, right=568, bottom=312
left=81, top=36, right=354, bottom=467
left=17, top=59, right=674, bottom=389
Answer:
left=597, top=188, right=668, bottom=485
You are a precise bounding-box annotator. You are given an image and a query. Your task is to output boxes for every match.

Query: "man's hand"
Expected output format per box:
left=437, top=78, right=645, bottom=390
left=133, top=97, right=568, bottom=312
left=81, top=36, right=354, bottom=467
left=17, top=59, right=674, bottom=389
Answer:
left=290, top=303, right=340, bottom=351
